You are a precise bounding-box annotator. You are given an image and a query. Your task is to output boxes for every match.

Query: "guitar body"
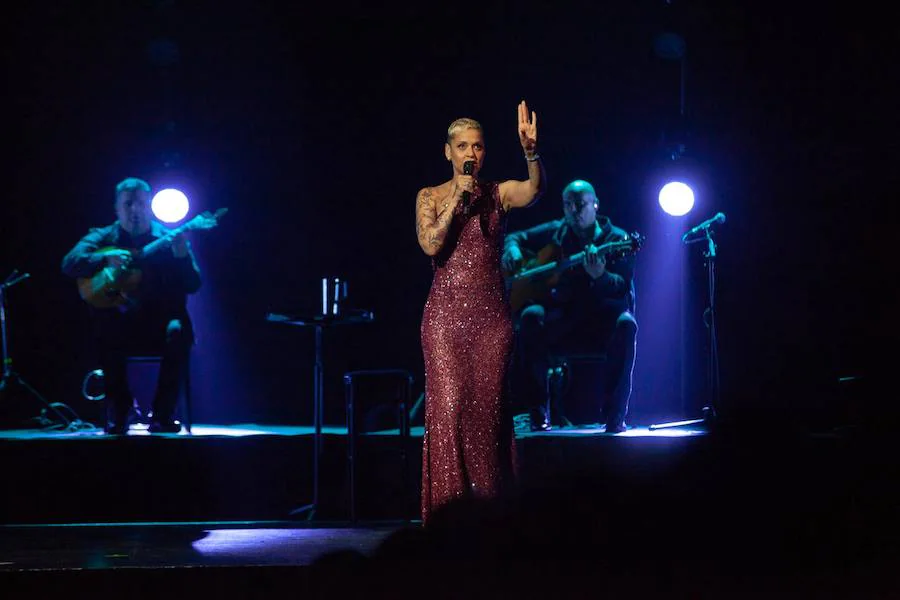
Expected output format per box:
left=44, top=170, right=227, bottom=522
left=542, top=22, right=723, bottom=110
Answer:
left=73, top=207, right=228, bottom=311
left=507, top=243, right=564, bottom=314
left=76, top=247, right=144, bottom=309
left=505, top=231, right=646, bottom=315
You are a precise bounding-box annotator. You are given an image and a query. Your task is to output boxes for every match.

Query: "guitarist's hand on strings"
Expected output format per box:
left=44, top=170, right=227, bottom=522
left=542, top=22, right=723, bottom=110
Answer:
left=583, top=244, right=607, bottom=279
left=502, top=245, right=524, bottom=274
left=97, top=248, right=133, bottom=269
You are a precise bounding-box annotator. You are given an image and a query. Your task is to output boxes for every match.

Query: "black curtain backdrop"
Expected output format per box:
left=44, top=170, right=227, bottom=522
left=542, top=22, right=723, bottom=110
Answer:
left=3, top=1, right=895, bottom=428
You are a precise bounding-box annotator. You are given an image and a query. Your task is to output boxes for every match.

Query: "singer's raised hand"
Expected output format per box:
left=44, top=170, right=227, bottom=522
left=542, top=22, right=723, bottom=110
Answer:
left=518, top=100, right=538, bottom=154
left=499, top=100, right=545, bottom=211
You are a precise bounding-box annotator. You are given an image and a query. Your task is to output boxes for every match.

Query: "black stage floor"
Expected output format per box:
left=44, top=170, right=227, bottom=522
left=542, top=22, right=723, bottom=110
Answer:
left=0, top=421, right=707, bottom=526
left=0, top=421, right=707, bottom=440
left=1, top=420, right=898, bottom=598
left=0, top=521, right=396, bottom=570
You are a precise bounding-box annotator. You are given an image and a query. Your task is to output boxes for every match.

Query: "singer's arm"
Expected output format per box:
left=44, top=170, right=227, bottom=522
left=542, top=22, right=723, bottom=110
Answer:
left=500, top=155, right=546, bottom=211
left=416, top=185, right=459, bottom=256
left=501, top=100, right=545, bottom=210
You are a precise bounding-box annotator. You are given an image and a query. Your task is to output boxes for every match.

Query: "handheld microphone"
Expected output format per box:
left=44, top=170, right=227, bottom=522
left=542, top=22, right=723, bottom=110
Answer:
left=461, top=160, right=475, bottom=213
left=682, top=212, right=726, bottom=242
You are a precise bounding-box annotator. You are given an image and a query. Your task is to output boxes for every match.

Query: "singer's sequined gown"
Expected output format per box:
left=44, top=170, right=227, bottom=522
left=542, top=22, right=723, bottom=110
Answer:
left=420, top=182, right=515, bottom=524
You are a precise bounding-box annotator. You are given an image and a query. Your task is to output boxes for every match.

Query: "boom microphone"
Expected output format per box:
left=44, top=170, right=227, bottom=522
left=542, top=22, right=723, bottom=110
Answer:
left=682, top=212, right=726, bottom=242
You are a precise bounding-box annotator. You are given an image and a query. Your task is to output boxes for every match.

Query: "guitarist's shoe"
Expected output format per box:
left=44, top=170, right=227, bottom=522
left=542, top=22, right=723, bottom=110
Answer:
left=104, top=422, right=129, bottom=435
left=149, top=419, right=182, bottom=434
left=604, top=421, right=627, bottom=434
left=529, top=407, right=552, bottom=432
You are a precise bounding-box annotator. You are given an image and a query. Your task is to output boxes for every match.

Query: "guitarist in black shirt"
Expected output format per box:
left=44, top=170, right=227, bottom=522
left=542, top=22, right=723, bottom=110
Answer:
left=502, top=179, right=639, bottom=432
left=62, top=177, right=202, bottom=434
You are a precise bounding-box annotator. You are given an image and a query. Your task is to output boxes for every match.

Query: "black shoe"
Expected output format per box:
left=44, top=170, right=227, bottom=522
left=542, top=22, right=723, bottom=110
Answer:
left=605, top=422, right=627, bottom=434
left=529, top=407, right=551, bottom=432
left=148, top=419, right=182, bottom=434
left=105, top=422, right=128, bottom=435
left=128, top=404, right=146, bottom=426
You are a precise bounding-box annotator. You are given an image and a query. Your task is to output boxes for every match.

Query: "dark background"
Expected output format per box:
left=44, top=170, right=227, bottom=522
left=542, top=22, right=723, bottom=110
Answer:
left=3, top=1, right=896, bottom=429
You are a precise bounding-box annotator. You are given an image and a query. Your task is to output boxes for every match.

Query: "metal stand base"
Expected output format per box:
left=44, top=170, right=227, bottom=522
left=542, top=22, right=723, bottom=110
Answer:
left=289, top=324, right=324, bottom=521
left=649, top=406, right=715, bottom=431
left=0, top=270, right=70, bottom=429
left=650, top=227, right=721, bottom=432
left=289, top=503, right=316, bottom=520
left=265, top=308, right=374, bottom=523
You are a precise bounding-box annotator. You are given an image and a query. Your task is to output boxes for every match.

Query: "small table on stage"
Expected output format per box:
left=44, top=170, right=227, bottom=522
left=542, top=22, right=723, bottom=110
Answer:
left=266, top=310, right=375, bottom=520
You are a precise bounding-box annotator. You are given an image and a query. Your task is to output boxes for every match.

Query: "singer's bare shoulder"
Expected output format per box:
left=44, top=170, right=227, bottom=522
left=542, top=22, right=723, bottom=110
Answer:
left=415, top=186, right=433, bottom=205
left=416, top=182, right=452, bottom=208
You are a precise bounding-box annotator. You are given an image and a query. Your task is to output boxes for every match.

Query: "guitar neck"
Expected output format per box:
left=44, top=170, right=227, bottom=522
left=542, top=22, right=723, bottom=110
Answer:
left=509, top=251, right=585, bottom=281
left=510, top=240, right=630, bottom=282
left=133, top=209, right=227, bottom=259
left=138, top=223, right=192, bottom=259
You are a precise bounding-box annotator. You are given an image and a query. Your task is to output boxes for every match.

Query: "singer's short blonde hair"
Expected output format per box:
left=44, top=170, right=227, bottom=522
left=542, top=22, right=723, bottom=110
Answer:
left=447, top=118, right=483, bottom=143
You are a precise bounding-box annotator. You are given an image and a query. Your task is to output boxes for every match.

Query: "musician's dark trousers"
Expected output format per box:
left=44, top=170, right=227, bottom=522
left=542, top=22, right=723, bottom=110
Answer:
left=94, top=310, right=192, bottom=432
left=514, top=304, right=637, bottom=430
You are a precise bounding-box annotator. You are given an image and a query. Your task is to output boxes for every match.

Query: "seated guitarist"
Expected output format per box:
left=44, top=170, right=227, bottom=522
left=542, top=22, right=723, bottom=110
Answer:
left=61, top=177, right=201, bottom=434
left=502, top=179, right=637, bottom=432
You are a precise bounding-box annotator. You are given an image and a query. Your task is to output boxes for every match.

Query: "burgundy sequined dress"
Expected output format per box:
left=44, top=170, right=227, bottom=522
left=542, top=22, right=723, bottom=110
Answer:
left=420, top=181, right=515, bottom=524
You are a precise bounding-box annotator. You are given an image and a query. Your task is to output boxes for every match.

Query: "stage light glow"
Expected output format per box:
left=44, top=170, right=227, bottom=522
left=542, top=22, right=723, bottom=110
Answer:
left=151, top=189, right=190, bottom=223
left=658, top=181, right=695, bottom=217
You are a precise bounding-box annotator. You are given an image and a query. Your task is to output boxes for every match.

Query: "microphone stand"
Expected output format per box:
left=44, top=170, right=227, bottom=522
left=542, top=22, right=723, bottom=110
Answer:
left=0, top=270, right=71, bottom=428
left=649, top=227, right=719, bottom=431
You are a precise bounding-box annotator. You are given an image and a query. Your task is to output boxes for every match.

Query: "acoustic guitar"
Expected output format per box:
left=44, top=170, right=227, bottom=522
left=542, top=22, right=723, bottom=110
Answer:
left=76, top=208, right=228, bottom=309
left=505, top=232, right=644, bottom=314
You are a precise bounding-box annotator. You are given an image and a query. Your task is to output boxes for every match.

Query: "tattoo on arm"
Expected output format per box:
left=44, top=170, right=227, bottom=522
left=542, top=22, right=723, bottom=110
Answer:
left=416, top=188, right=454, bottom=250
left=416, top=189, right=432, bottom=240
